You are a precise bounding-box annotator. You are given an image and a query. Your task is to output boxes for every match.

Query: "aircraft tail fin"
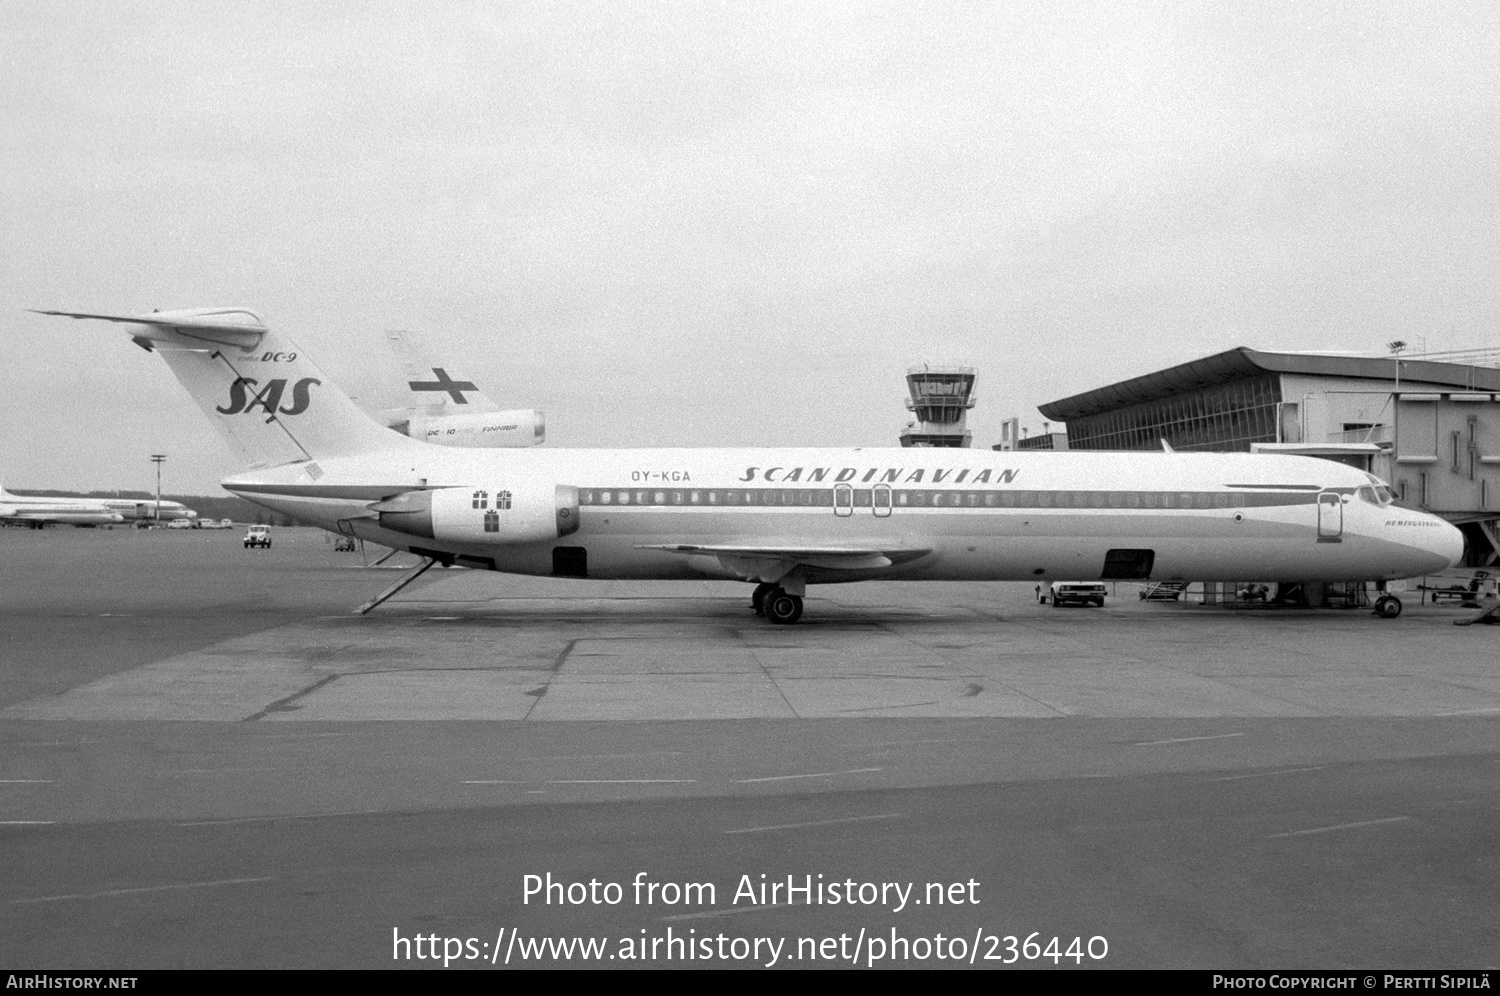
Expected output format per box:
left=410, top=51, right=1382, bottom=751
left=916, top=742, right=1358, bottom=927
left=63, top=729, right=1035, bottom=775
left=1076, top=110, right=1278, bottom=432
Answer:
left=384, top=328, right=496, bottom=417
left=34, top=308, right=417, bottom=467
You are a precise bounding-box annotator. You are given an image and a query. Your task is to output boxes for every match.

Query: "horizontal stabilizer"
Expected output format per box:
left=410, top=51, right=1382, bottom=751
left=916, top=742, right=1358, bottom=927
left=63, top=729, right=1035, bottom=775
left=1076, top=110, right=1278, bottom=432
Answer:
left=30, top=308, right=267, bottom=350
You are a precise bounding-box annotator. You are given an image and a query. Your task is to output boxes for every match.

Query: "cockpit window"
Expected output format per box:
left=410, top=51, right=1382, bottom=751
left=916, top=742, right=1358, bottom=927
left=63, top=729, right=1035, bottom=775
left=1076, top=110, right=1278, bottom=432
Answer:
left=1363, top=474, right=1397, bottom=506
left=1357, top=486, right=1379, bottom=504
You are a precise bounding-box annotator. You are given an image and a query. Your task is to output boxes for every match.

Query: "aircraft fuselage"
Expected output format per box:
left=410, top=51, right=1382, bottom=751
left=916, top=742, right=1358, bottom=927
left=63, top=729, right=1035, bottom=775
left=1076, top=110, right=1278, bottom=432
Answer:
left=223, top=446, right=1463, bottom=585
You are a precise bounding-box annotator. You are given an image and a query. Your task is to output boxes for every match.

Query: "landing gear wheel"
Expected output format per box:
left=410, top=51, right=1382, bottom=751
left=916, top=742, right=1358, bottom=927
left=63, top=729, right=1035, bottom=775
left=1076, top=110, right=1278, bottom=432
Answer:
left=1374, top=596, right=1403, bottom=619
left=751, top=582, right=775, bottom=616
left=765, top=591, right=803, bottom=625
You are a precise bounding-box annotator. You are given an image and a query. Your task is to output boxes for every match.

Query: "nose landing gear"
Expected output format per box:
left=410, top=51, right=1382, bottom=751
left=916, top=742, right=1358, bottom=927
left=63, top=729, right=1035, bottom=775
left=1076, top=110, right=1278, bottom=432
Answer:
left=1373, top=595, right=1403, bottom=618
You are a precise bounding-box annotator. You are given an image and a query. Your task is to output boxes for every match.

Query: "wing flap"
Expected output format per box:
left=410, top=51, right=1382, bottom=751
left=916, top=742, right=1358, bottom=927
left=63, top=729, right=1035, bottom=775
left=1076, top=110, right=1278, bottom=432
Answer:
left=637, top=543, right=929, bottom=574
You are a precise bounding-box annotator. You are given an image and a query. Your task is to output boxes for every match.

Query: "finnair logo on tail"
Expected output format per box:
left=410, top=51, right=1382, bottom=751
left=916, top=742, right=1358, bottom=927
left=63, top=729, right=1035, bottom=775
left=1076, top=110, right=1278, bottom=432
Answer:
left=217, top=377, right=321, bottom=416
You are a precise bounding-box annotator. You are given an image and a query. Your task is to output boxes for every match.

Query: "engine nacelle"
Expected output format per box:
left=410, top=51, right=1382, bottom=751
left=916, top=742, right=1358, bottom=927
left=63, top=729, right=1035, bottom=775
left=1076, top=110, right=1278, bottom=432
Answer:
left=373, top=484, right=578, bottom=544
left=389, top=409, right=545, bottom=449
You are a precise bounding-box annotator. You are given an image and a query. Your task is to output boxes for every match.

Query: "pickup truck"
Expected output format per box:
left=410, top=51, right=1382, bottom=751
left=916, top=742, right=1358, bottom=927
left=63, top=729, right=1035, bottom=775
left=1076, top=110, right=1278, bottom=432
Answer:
left=1045, top=581, right=1107, bottom=607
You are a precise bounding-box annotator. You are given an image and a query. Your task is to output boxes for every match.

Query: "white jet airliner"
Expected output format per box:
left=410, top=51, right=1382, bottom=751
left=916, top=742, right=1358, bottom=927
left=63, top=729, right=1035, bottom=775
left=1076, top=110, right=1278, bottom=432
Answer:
left=0, top=484, right=122, bottom=527
left=34, top=307, right=1464, bottom=622
left=364, top=328, right=545, bottom=449
left=0, top=482, right=196, bottom=527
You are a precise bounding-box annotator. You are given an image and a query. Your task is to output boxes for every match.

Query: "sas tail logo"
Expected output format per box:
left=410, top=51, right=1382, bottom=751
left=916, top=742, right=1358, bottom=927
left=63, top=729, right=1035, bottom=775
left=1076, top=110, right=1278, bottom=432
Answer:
left=216, top=377, right=321, bottom=416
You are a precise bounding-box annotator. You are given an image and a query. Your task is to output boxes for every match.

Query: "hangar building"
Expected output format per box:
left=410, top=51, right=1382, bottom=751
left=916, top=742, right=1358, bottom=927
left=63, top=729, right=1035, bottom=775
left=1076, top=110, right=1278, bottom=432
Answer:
left=1036, top=347, right=1500, bottom=567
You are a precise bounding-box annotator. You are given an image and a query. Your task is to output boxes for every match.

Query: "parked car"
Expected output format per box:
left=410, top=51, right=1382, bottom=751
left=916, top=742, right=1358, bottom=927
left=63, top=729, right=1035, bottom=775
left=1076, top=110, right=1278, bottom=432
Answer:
left=1045, top=581, right=1107, bottom=607
left=243, top=525, right=272, bottom=549
left=333, top=535, right=357, bottom=552
left=166, top=518, right=195, bottom=529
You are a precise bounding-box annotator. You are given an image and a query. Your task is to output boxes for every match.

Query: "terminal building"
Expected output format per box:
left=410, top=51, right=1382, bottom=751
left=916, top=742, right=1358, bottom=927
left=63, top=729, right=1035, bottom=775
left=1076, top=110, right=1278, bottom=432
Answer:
left=1035, top=346, right=1500, bottom=568
left=995, top=418, right=1068, bottom=451
left=899, top=365, right=975, bottom=448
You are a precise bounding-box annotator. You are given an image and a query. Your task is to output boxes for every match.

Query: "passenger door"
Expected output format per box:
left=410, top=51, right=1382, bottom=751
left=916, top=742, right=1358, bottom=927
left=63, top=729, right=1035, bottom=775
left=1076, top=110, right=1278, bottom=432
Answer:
left=1317, top=491, right=1343, bottom=543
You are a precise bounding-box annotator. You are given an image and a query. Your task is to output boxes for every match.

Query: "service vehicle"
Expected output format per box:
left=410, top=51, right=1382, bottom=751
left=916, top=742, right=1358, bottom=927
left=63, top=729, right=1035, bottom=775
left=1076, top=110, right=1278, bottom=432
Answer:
left=1047, top=581, right=1107, bottom=607
left=243, top=524, right=272, bottom=549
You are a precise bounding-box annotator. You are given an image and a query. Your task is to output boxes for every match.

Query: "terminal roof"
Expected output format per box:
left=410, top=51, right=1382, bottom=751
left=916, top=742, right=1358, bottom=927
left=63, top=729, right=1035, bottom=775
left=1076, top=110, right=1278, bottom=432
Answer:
left=1038, top=346, right=1500, bottom=421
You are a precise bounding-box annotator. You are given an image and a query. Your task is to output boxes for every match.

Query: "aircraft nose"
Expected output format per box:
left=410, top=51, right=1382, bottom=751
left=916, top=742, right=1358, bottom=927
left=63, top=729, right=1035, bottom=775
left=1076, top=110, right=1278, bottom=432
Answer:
left=1426, top=517, right=1466, bottom=573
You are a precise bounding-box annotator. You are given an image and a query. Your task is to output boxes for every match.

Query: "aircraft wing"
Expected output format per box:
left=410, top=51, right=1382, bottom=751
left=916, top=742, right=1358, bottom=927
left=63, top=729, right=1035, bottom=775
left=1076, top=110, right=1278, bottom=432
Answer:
left=636, top=543, right=930, bottom=575
left=30, top=308, right=267, bottom=350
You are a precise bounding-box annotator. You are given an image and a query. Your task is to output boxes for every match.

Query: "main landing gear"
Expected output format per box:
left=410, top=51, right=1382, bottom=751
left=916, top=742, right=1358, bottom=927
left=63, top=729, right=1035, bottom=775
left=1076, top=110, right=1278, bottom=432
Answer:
left=1373, top=594, right=1403, bottom=619
left=750, top=582, right=803, bottom=624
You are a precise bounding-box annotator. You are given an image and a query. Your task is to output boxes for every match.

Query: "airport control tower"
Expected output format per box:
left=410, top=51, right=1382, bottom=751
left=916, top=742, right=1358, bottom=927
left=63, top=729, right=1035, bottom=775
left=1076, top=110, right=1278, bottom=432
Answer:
left=899, top=365, right=976, bottom=447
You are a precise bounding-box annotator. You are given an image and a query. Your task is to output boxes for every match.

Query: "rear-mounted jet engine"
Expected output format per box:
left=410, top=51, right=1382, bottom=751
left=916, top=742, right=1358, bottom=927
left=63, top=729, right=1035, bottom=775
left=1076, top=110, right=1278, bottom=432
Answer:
left=372, top=484, right=579, bottom=543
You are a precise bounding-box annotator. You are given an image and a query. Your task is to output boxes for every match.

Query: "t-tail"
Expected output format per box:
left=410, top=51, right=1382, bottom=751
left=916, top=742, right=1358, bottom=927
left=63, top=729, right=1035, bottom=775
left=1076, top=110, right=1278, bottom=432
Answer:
left=32, top=308, right=418, bottom=467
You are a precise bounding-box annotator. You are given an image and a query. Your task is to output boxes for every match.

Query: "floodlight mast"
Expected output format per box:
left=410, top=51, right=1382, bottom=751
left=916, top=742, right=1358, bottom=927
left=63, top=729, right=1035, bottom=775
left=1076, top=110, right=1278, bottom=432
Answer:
left=150, top=454, right=166, bottom=524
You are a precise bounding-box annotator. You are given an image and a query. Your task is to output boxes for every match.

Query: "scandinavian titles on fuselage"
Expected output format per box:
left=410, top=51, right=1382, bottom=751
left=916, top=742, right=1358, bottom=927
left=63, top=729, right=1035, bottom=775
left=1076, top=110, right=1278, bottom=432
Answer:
left=737, top=466, right=1020, bottom=484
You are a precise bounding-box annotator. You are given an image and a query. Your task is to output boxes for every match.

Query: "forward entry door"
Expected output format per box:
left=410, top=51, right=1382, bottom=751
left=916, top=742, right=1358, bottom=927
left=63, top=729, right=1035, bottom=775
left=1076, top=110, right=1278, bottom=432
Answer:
left=1317, top=491, right=1343, bottom=542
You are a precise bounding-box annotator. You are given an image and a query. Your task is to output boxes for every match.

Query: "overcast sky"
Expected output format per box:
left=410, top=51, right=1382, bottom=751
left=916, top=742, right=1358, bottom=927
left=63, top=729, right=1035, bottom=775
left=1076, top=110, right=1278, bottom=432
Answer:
left=3, top=1, right=1498, bottom=494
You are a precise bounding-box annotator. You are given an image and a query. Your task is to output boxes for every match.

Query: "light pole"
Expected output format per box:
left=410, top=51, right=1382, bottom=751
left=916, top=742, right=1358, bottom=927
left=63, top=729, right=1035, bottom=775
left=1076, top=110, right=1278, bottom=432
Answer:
left=1387, top=340, right=1407, bottom=394
left=150, top=454, right=166, bottom=525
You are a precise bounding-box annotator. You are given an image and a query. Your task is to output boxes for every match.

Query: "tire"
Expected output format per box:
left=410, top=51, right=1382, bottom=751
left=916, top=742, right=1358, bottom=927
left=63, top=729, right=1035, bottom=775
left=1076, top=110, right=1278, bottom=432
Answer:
left=1093, top=599, right=1105, bottom=607
left=1051, top=596, right=1062, bottom=608
left=1376, top=597, right=1402, bottom=619
left=765, top=592, right=803, bottom=624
